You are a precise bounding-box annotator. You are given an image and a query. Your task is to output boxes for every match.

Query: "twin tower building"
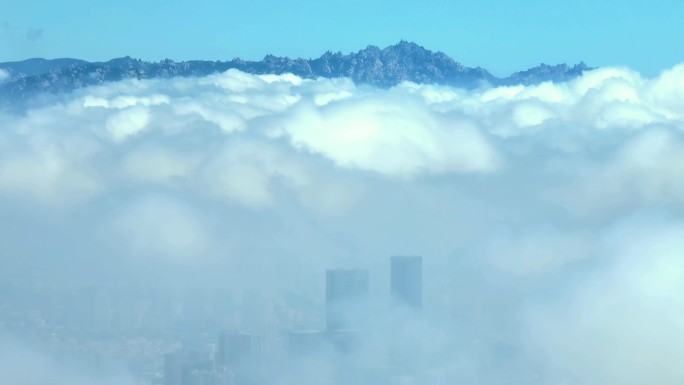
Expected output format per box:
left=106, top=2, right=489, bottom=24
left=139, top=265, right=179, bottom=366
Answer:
left=166, top=256, right=424, bottom=385
left=288, top=255, right=424, bottom=358
left=326, top=255, right=423, bottom=332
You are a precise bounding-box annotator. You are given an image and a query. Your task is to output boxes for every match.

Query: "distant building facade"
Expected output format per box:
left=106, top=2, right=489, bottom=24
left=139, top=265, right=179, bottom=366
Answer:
left=390, top=256, right=422, bottom=309
left=288, top=330, right=329, bottom=357
left=215, top=332, right=263, bottom=385
left=325, top=269, right=370, bottom=332
left=164, top=351, right=212, bottom=385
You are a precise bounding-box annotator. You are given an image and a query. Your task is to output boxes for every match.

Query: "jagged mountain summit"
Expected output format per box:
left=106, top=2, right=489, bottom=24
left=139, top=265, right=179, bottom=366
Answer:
left=0, top=41, right=591, bottom=102
left=503, top=62, right=591, bottom=86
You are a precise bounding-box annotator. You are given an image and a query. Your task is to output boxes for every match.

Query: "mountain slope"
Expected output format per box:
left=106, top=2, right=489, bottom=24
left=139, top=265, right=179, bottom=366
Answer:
left=0, top=41, right=591, bottom=102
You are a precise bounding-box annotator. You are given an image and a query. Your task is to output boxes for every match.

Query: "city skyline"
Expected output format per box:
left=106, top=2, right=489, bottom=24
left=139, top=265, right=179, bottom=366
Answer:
left=164, top=255, right=427, bottom=385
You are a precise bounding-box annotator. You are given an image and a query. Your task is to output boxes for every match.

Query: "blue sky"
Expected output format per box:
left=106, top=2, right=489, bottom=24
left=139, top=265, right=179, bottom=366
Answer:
left=1, top=0, right=682, bottom=76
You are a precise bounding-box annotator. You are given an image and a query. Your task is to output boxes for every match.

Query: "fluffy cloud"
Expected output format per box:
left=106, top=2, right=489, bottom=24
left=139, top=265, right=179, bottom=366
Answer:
left=476, top=225, right=594, bottom=276
left=276, top=96, right=500, bottom=176
left=556, top=129, right=684, bottom=216
left=524, top=213, right=684, bottom=385
left=107, top=193, right=214, bottom=262
left=0, top=121, right=103, bottom=204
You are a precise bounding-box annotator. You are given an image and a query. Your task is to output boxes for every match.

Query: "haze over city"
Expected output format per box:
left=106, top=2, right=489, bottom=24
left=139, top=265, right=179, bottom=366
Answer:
left=1, top=1, right=684, bottom=385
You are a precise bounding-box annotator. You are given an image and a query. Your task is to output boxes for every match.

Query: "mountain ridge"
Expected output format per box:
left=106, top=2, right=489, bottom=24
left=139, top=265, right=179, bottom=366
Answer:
left=0, top=41, right=592, bottom=102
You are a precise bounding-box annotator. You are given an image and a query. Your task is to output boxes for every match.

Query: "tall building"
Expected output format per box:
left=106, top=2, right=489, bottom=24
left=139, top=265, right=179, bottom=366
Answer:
left=325, top=269, right=369, bottom=332
left=389, top=257, right=424, bottom=378
left=390, top=256, right=422, bottom=309
left=216, top=332, right=263, bottom=385
left=164, top=352, right=187, bottom=385
left=288, top=330, right=328, bottom=358
left=164, top=351, right=212, bottom=385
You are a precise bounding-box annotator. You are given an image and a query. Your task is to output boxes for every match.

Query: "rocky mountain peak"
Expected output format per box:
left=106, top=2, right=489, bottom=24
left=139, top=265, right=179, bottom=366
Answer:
left=0, top=41, right=592, bottom=103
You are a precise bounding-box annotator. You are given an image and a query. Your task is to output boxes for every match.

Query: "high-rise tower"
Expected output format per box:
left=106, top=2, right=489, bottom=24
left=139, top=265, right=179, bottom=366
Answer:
left=390, top=256, right=422, bottom=309
left=215, top=332, right=263, bottom=385
left=325, top=269, right=369, bottom=332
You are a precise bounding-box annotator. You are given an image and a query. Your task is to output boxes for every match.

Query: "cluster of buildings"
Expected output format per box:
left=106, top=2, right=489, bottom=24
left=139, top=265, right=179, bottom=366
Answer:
left=163, top=256, right=423, bottom=385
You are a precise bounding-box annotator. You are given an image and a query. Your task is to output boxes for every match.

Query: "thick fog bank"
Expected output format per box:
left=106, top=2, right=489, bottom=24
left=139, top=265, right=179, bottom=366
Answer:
left=2, top=64, right=684, bottom=384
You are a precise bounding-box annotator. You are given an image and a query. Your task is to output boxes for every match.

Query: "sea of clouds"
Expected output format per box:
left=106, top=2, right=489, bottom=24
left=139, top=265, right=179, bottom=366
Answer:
left=1, top=64, right=684, bottom=384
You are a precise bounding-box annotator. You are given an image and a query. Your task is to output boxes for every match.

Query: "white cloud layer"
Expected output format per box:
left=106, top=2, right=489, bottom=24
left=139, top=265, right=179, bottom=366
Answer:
left=2, top=64, right=684, bottom=383
left=524, top=213, right=684, bottom=385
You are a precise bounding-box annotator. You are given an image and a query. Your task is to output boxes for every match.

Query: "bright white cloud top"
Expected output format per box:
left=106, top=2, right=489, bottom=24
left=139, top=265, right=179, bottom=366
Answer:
left=2, top=65, right=684, bottom=384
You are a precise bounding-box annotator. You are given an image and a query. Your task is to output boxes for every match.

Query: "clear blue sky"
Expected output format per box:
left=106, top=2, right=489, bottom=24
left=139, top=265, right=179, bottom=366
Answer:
left=1, top=0, right=682, bottom=76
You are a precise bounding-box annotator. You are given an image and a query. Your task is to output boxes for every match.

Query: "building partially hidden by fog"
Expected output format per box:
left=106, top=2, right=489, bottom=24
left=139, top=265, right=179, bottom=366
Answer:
left=163, top=351, right=187, bottom=385
left=288, top=330, right=328, bottom=357
left=390, top=256, right=423, bottom=309
left=162, top=258, right=429, bottom=385
left=216, top=332, right=263, bottom=385
left=325, top=269, right=370, bottom=332
left=164, top=351, right=213, bottom=385
left=388, top=256, right=425, bottom=379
